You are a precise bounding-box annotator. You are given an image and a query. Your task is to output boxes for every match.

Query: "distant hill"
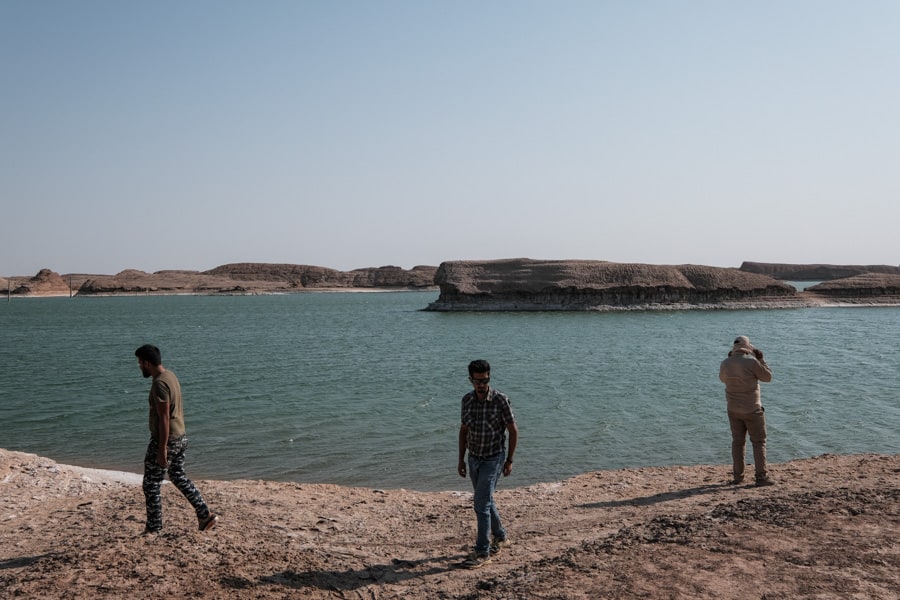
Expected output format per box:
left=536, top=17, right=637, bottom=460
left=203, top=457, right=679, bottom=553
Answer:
left=6, top=261, right=900, bottom=308
left=806, top=273, right=900, bottom=297
left=3, top=264, right=439, bottom=296
left=3, top=269, right=73, bottom=297
left=740, top=261, right=900, bottom=280
left=426, top=259, right=799, bottom=311
left=203, top=263, right=437, bottom=289
left=426, top=258, right=900, bottom=311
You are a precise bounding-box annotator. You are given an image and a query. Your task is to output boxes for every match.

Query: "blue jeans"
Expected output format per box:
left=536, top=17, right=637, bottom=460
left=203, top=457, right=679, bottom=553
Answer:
left=468, top=452, right=507, bottom=555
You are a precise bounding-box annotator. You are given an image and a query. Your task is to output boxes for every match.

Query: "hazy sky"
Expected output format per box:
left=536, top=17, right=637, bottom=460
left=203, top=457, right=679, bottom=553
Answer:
left=2, top=1, right=898, bottom=276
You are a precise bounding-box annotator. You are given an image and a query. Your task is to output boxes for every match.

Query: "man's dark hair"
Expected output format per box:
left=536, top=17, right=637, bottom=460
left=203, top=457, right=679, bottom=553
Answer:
left=468, top=359, right=491, bottom=376
left=135, top=344, right=162, bottom=366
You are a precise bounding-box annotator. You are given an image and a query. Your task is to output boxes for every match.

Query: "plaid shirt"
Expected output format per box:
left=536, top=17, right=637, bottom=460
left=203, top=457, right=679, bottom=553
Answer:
left=461, top=388, right=516, bottom=458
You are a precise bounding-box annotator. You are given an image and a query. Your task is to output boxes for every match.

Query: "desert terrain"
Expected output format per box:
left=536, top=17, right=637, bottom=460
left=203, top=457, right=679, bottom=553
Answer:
left=2, top=449, right=898, bottom=599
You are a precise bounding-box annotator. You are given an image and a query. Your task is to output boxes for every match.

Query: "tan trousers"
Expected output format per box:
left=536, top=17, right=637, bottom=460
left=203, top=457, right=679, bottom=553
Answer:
left=728, top=409, right=767, bottom=481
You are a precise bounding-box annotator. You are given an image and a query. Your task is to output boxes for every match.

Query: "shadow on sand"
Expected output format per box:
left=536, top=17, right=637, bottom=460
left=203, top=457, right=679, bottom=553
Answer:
left=577, top=482, right=735, bottom=509
left=222, top=553, right=467, bottom=593
left=0, top=554, right=56, bottom=570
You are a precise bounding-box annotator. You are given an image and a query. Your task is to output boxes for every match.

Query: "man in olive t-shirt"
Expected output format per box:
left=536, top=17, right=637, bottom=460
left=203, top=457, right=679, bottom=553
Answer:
left=136, top=344, right=218, bottom=534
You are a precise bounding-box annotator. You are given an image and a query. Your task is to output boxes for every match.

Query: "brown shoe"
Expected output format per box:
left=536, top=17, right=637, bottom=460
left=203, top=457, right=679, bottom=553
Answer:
left=490, top=536, right=511, bottom=555
left=461, top=552, right=492, bottom=569
left=755, top=477, right=775, bottom=487
left=199, top=513, right=219, bottom=531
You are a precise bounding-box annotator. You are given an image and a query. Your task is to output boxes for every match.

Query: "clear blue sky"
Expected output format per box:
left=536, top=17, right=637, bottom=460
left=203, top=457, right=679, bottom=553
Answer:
left=2, top=1, right=898, bottom=276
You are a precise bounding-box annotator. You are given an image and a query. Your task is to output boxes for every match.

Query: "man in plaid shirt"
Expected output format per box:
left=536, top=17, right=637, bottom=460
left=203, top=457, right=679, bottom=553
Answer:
left=457, top=359, right=518, bottom=569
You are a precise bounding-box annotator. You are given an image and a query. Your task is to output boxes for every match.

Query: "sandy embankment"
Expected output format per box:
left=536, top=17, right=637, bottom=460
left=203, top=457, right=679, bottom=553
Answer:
left=1, top=448, right=898, bottom=599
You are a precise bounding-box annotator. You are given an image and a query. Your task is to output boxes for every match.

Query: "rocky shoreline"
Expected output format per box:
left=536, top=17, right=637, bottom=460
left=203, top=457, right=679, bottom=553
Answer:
left=5, top=259, right=900, bottom=311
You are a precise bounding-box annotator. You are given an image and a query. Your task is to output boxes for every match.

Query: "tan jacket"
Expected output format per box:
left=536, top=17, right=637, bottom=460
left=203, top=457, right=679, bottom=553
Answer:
left=719, top=351, right=772, bottom=414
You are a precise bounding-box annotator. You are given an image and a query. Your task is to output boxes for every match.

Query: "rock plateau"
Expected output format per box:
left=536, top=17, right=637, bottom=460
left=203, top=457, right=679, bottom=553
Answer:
left=428, top=258, right=900, bottom=311
left=6, top=260, right=900, bottom=310
left=426, top=258, right=799, bottom=311
left=739, top=261, right=900, bottom=280
left=4, top=264, right=438, bottom=297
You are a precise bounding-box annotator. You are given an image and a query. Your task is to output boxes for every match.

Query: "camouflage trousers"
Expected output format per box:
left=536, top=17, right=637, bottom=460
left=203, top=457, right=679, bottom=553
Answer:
left=142, top=436, right=211, bottom=532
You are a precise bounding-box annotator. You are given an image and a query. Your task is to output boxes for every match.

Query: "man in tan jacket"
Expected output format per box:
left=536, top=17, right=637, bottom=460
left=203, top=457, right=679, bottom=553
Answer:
left=719, top=335, right=774, bottom=486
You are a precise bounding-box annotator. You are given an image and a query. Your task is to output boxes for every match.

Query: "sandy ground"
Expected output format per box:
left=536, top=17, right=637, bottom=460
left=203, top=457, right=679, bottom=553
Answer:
left=1, top=449, right=898, bottom=600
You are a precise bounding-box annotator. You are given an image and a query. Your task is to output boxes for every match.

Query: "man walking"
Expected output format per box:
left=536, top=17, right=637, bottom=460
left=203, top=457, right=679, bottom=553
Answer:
left=135, top=344, right=218, bottom=533
left=457, top=359, right=518, bottom=569
left=719, top=335, right=774, bottom=486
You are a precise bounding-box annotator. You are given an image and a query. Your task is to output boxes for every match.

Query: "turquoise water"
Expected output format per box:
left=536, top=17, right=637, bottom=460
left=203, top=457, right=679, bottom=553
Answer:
left=1, top=292, right=898, bottom=491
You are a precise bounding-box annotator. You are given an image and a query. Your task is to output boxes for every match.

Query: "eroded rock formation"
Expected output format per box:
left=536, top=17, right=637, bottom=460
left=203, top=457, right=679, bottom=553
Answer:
left=807, top=273, right=900, bottom=298
left=740, top=262, right=900, bottom=280
left=6, top=269, right=72, bottom=296
left=73, top=264, right=438, bottom=295
left=426, top=259, right=797, bottom=311
left=7, top=261, right=900, bottom=307
left=204, top=263, right=436, bottom=290
left=77, top=269, right=244, bottom=295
